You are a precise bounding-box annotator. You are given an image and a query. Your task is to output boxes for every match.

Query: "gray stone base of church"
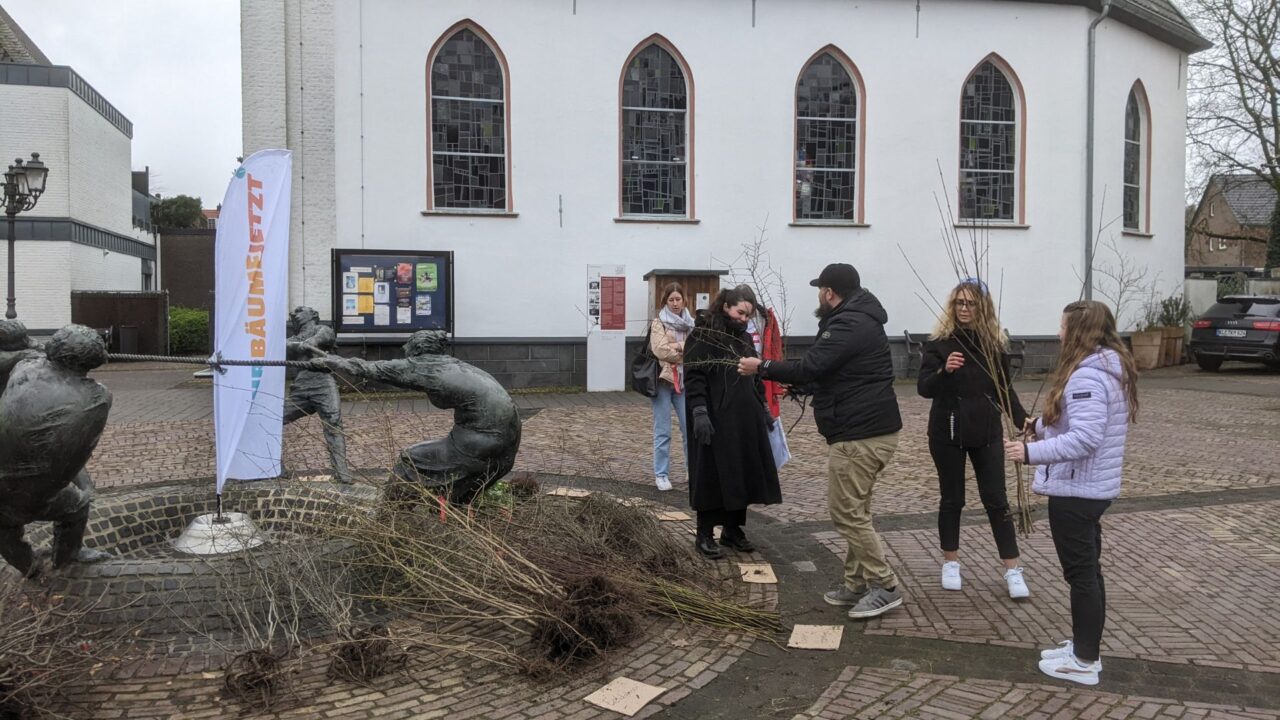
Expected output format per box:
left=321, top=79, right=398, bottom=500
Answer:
left=335, top=336, right=1060, bottom=391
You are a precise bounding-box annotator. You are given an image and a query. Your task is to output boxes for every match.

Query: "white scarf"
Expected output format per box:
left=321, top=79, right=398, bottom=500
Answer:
left=658, top=306, right=694, bottom=343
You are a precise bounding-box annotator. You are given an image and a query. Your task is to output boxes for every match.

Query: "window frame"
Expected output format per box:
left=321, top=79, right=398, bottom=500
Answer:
left=1122, top=80, right=1152, bottom=234
left=957, top=53, right=1027, bottom=226
left=617, top=34, right=695, bottom=222
left=792, top=45, right=867, bottom=226
left=425, top=20, right=514, bottom=215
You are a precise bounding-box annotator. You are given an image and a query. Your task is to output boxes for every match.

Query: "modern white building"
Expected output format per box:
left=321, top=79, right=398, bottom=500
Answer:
left=241, top=0, right=1207, bottom=386
left=0, top=5, right=157, bottom=334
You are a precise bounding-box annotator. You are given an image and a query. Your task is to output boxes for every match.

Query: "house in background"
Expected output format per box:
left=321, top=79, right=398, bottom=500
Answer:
left=0, top=4, right=158, bottom=334
left=1186, top=174, right=1277, bottom=276
left=202, top=206, right=219, bottom=229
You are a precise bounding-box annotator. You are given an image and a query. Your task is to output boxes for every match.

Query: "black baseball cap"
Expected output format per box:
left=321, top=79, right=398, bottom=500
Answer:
left=809, top=263, right=861, bottom=296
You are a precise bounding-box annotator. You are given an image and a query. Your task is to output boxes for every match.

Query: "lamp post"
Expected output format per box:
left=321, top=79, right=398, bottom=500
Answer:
left=4, top=153, right=49, bottom=320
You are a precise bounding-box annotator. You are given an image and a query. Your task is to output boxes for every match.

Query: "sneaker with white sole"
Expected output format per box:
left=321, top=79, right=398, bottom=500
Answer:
left=655, top=476, right=673, bottom=491
left=1038, top=655, right=1100, bottom=685
left=846, top=585, right=903, bottom=619
left=1004, top=566, right=1030, bottom=599
left=1040, top=640, right=1102, bottom=670
left=941, top=561, right=962, bottom=591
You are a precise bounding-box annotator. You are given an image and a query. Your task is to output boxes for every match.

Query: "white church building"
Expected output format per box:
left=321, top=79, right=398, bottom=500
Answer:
left=241, top=0, right=1207, bottom=387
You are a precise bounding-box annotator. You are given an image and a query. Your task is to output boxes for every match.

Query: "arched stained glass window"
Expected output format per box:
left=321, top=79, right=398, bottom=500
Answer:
left=429, top=26, right=509, bottom=211
left=1123, top=85, right=1147, bottom=231
left=795, top=52, right=859, bottom=222
left=621, top=42, right=690, bottom=217
left=959, top=59, right=1020, bottom=221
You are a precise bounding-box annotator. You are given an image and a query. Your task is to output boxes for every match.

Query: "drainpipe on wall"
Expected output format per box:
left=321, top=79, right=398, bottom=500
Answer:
left=1083, top=0, right=1114, bottom=300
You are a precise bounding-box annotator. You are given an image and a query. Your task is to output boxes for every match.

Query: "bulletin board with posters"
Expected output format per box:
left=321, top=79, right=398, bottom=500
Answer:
left=330, top=249, right=454, bottom=335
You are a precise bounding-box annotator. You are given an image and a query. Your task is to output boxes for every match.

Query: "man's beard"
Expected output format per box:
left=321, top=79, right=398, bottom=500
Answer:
left=813, top=304, right=833, bottom=319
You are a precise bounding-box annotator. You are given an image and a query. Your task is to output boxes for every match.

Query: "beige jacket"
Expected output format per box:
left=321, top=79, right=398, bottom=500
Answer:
left=649, top=317, right=685, bottom=387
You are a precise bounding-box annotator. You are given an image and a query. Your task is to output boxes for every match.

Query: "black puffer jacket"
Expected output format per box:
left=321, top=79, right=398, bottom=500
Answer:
left=761, top=289, right=902, bottom=444
left=917, top=329, right=1027, bottom=448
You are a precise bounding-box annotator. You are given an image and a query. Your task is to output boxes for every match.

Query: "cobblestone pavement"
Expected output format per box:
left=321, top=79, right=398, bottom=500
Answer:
left=815, top=500, right=1280, bottom=674
left=47, top=363, right=1280, bottom=717
left=795, top=667, right=1280, bottom=719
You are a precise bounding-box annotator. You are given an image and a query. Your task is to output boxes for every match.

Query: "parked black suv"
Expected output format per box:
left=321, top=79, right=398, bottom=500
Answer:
left=1188, top=295, right=1280, bottom=371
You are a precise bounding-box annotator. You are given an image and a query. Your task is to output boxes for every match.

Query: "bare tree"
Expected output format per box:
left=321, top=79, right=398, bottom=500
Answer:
left=1184, top=0, right=1280, bottom=267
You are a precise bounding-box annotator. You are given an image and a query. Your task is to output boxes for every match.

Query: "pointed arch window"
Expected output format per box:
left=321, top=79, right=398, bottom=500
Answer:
left=428, top=24, right=511, bottom=212
left=620, top=39, right=691, bottom=218
left=1123, top=83, right=1150, bottom=232
left=795, top=49, right=864, bottom=223
left=959, top=58, right=1023, bottom=222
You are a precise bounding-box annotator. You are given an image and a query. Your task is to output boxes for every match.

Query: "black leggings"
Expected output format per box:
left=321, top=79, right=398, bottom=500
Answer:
left=930, top=439, right=1020, bottom=559
left=696, top=509, right=747, bottom=539
left=1048, top=496, right=1110, bottom=663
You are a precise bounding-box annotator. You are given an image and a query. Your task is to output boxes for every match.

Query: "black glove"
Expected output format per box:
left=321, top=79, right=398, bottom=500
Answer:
left=692, top=406, right=715, bottom=446
left=762, top=406, right=777, bottom=432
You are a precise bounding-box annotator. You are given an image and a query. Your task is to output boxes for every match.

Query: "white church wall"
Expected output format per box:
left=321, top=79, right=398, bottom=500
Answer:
left=253, top=0, right=1190, bottom=339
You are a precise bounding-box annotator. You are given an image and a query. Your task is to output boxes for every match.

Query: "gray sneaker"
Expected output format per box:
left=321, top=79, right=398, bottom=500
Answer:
left=823, top=585, right=868, bottom=606
left=846, top=585, right=903, bottom=619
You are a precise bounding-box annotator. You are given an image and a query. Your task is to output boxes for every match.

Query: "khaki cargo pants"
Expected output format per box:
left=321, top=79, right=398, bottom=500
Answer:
left=828, top=432, right=900, bottom=591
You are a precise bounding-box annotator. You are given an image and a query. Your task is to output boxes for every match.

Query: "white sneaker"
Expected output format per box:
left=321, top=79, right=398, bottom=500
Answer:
left=941, top=561, right=962, bottom=590
left=1038, top=655, right=1100, bottom=685
left=655, top=476, right=673, bottom=492
left=1040, top=640, right=1102, bottom=670
left=1005, top=567, right=1030, bottom=599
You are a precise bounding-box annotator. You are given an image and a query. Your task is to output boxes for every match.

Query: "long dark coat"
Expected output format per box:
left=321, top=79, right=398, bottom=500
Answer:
left=683, top=323, right=781, bottom=513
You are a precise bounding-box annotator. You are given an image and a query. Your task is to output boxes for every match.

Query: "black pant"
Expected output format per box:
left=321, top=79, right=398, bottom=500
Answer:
left=1048, top=496, right=1111, bottom=663
left=696, top=508, right=747, bottom=539
left=930, top=439, right=1020, bottom=559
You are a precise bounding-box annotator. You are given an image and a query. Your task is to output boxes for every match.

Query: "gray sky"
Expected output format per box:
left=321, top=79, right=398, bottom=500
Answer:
left=5, top=0, right=242, bottom=206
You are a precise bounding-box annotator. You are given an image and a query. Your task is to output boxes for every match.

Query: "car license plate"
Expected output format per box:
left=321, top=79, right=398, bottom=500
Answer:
left=1216, top=329, right=1247, bottom=338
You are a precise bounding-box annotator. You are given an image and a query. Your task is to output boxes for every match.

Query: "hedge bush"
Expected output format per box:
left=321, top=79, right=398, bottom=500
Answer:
left=169, top=306, right=210, bottom=356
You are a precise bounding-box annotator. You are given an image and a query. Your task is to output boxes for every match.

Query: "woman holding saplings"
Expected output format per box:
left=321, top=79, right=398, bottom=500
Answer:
left=682, top=287, right=781, bottom=559
left=1005, top=300, right=1139, bottom=686
left=918, top=279, right=1030, bottom=599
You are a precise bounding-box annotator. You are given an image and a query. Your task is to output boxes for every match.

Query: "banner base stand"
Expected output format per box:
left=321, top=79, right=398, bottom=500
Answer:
left=172, top=512, right=267, bottom=555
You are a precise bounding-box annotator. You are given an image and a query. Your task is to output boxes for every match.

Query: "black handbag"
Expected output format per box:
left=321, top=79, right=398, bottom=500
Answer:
left=631, top=323, right=660, bottom=398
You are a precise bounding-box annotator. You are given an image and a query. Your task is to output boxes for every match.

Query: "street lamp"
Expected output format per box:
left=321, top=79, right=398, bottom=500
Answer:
left=4, top=152, right=49, bottom=320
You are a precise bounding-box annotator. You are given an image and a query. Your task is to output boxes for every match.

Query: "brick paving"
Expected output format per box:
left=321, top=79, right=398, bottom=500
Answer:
left=74, top=620, right=757, bottom=719
left=814, top=500, right=1280, bottom=674
left=794, top=666, right=1280, bottom=720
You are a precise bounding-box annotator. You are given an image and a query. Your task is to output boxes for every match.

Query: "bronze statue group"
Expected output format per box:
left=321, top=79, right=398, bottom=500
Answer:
left=651, top=263, right=1139, bottom=687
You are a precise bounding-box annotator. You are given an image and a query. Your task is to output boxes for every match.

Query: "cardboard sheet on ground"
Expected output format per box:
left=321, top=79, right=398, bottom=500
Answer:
left=656, top=510, right=691, bottom=521
left=583, top=677, right=666, bottom=716
left=787, top=624, right=844, bottom=650
left=737, top=562, right=777, bottom=584
left=545, top=487, right=591, bottom=498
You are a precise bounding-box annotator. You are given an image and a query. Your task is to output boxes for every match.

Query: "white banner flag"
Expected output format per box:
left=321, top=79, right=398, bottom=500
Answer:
left=213, top=149, right=292, bottom=493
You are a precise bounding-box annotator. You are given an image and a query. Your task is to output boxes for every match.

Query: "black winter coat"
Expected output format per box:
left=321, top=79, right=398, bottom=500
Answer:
left=917, top=329, right=1028, bottom=448
left=683, top=323, right=782, bottom=513
left=761, top=290, right=902, bottom=444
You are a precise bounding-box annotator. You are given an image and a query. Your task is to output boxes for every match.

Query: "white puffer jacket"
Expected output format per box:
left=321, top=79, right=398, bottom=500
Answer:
left=1027, top=348, right=1130, bottom=500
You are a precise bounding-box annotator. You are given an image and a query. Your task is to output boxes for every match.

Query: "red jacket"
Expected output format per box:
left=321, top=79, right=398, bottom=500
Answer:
left=761, top=308, right=785, bottom=418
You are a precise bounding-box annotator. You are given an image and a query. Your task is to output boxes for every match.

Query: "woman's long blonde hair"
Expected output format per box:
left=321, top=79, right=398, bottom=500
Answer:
left=931, top=281, right=1007, bottom=352
left=1043, top=300, right=1140, bottom=426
